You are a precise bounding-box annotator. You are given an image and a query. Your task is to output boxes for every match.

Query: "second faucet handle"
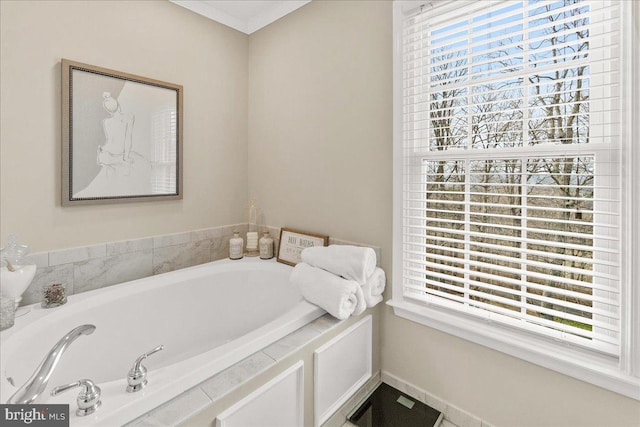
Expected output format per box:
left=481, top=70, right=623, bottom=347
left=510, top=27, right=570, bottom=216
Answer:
left=126, top=344, right=164, bottom=393
left=51, top=379, right=101, bottom=416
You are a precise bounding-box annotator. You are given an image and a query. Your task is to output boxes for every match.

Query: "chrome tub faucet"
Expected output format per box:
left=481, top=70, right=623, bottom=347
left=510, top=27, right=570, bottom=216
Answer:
left=7, top=324, right=96, bottom=404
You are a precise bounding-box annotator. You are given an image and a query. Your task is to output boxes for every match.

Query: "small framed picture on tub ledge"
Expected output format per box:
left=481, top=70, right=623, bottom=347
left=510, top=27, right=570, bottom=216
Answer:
left=277, top=228, right=328, bottom=267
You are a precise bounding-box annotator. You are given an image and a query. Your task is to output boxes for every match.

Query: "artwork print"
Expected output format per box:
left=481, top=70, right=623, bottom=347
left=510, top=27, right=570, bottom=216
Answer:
left=62, top=59, right=183, bottom=205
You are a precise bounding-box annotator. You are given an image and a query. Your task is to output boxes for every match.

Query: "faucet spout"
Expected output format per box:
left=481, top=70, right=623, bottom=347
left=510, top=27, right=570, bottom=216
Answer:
left=7, top=324, right=96, bottom=404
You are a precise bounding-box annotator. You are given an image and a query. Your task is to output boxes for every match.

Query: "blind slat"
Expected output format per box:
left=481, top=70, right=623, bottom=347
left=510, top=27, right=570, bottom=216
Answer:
left=403, top=264, right=618, bottom=306
left=403, top=282, right=619, bottom=330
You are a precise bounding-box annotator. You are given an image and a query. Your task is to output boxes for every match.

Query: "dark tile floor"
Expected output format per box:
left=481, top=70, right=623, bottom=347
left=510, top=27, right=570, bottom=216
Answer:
left=349, top=382, right=443, bottom=427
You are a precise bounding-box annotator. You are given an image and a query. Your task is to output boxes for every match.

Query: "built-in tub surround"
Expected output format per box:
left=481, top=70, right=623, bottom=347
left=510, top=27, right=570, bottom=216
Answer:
left=4, top=226, right=383, bottom=425
left=0, top=257, right=324, bottom=426
left=128, top=310, right=381, bottom=427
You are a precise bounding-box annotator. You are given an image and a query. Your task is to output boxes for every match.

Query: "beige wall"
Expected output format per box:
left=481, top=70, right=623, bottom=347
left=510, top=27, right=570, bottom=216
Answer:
left=247, top=1, right=640, bottom=426
left=0, top=0, right=248, bottom=252
left=385, top=313, right=640, bottom=427
left=248, top=0, right=393, bottom=251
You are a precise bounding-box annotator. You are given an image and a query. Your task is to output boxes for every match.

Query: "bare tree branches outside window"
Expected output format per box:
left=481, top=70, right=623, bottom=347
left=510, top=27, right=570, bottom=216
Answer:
left=415, top=0, right=617, bottom=343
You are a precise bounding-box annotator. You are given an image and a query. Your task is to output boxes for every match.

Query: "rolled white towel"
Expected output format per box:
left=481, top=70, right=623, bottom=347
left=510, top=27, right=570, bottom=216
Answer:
left=353, top=284, right=366, bottom=316
left=362, top=267, right=385, bottom=307
left=301, top=245, right=377, bottom=285
left=291, top=263, right=365, bottom=320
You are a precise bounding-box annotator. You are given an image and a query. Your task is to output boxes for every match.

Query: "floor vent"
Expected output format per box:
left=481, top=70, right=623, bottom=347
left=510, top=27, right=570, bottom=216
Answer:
left=348, top=382, right=443, bottom=427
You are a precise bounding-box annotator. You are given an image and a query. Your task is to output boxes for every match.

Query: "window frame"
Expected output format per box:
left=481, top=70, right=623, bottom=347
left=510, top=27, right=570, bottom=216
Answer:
left=391, top=0, right=639, bottom=400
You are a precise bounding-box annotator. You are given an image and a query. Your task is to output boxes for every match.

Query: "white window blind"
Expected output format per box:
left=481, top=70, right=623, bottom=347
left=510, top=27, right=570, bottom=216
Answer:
left=400, top=0, right=621, bottom=355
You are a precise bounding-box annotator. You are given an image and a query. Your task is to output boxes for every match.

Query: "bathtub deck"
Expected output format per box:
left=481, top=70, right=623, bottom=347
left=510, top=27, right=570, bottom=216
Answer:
left=124, top=313, right=343, bottom=427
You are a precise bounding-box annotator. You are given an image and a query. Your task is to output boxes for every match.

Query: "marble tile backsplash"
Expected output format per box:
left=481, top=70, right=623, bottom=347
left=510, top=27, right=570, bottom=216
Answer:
left=18, top=225, right=381, bottom=307
left=19, top=224, right=250, bottom=306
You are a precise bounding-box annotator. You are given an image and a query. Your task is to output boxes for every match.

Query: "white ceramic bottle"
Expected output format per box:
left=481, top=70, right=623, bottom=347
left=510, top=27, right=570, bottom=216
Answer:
left=259, top=230, right=274, bottom=260
left=229, top=231, right=244, bottom=260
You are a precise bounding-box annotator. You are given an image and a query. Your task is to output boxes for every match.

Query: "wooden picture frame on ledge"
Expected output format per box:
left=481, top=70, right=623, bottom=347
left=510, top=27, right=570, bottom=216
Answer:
left=277, top=228, right=329, bottom=267
left=61, top=59, right=183, bottom=205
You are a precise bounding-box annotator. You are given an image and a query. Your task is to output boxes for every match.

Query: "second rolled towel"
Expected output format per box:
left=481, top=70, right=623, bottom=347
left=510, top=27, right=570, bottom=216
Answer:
left=362, top=267, right=386, bottom=307
left=291, top=262, right=365, bottom=320
left=301, top=245, right=377, bottom=285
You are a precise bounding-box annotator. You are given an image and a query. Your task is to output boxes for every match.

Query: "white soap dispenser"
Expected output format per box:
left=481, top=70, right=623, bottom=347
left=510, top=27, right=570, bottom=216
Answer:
left=229, top=231, right=244, bottom=260
left=259, top=230, right=274, bottom=260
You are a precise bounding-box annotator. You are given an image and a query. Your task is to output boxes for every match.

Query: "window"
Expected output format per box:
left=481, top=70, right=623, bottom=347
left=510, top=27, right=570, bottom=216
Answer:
left=392, top=0, right=639, bottom=399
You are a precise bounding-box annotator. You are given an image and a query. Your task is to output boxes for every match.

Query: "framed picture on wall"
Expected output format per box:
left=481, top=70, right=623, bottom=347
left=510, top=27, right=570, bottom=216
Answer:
left=61, top=59, right=183, bottom=205
left=277, top=228, right=329, bottom=266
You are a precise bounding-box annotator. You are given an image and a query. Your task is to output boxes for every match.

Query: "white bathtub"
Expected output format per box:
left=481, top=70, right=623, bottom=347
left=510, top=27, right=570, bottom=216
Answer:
left=0, top=257, right=324, bottom=426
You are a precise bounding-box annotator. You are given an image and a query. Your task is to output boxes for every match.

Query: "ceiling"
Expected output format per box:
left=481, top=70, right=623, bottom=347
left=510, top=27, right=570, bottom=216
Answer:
left=170, top=1, right=312, bottom=34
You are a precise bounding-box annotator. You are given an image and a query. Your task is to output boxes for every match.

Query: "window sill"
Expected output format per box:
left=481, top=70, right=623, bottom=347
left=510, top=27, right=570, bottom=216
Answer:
left=387, top=298, right=640, bottom=401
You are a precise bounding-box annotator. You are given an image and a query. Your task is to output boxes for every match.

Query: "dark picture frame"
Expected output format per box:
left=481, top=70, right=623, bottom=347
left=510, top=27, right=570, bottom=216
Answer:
left=61, top=59, right=183, bottom=205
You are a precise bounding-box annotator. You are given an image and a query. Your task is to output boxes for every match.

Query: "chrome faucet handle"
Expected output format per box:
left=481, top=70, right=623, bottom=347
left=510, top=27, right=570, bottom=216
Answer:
left=126, top=344, right=164, bottom=393
left=51, top=379, right=101, bottom=417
